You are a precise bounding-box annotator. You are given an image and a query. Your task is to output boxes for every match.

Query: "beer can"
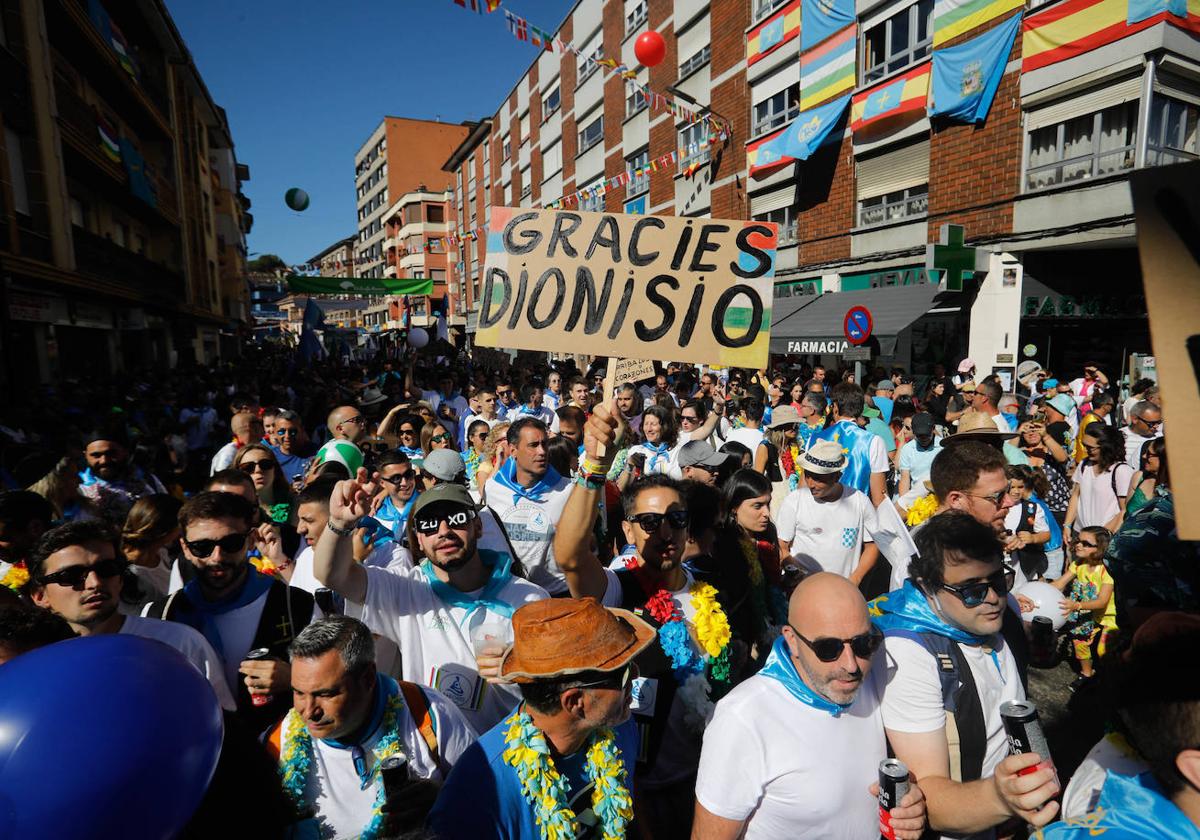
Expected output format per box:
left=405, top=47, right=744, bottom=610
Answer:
left=1000, top=700, right=1052, bottom=776
left=878, top=758, right=910, bottom=840
left=381, top=753, right=412, bottom=801
left=245, top=647, right=273, bottom=707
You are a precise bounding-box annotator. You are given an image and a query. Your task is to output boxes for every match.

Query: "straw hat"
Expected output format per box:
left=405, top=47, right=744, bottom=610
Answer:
left=767, top=404, right=801, bottom=429
left=499, top=598, right=656, bottom=684
left=944, top=411, right=1018, bottom=447
left=800, top=439, right=847, bottom=474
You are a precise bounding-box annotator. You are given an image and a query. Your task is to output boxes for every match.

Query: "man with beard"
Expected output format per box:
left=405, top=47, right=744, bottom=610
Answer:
left=78, top=431, right=166, bottom=524
left=146, top=491, right=314, bottom=732
left=553, top=400, right=741, bottom=838
left=694, top=574, right=927, bottom=839
left=873, top=512, right=1059, bottom=839
left=428, top=598, right=651, bottom=839
left=28, top=520, right=234, bottom=709
left=314, top=477, right=547, bottom=734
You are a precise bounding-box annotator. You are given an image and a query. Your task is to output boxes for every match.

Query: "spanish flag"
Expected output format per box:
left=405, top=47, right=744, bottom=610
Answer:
left=747, top=0, right=802, bottom=65
left=1022, top=0, right=1200, bottom=72
left=850, top=61, right=931, bottom=133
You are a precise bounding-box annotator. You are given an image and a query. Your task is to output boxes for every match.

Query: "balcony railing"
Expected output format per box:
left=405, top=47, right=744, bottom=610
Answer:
left=72, top=225, right=185, bottom=300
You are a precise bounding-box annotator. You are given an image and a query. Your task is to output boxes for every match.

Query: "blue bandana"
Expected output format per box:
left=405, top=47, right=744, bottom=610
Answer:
left=758, top=636, right=850, bottom=717
left=321, top=673, right=399, bottom=788
left=640, top=442, right=671, bottom=473
left=1033, top=772, right=1200, bottom=839
left=493, top=458, right=562, bottom=503
left=181, top=568, right=274, bottom=657
left=870, top=581, right=988, bottom=647
left=398, top=446, right=424, bottom=460
left=365, top=493, right=418, bottom=546
left=420, top=549, right=516, bottom=625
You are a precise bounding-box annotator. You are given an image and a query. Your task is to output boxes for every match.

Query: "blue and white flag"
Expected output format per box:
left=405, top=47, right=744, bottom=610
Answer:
left=1127, top=0, right=1186, bottom=25
left=930, top=13, right=1021, bottom=124
left=781, top=94, right=851, bottom=160
left=802, top=0, right=856, bottom=51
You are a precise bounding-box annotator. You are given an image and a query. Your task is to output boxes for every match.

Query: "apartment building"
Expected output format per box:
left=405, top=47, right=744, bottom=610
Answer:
left=309, top=235, right=356, bottom=278
left=353, top=117, right=469, bottom=279
left=381, top=187, right=454, bottom=328
left=448, top=0, right=1198, bottom=381
left=0, top=0, right=251, bottom=387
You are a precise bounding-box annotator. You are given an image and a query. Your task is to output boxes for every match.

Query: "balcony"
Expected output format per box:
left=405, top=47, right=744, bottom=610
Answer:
left=72, top=225, right=185, bottom=302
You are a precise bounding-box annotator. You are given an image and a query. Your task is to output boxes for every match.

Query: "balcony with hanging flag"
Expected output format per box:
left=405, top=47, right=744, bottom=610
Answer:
left=1021, top=0, right=1200, bottom=72
left=850, top=61, right=932, bottom=138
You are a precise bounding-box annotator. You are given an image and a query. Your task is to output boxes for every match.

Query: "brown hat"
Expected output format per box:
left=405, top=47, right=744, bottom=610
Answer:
left=943, top=411, right=1018, bottom=448
left=499, top=597, right=656, bottom=684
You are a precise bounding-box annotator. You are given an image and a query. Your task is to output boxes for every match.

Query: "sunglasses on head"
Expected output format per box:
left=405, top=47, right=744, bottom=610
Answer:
left=937, top=568, right=1011, bottom=608
left=626, top=509, right=689, bottom=532
left=239, top=460, right=274, bottom=473
left=37, top=557, right=127, bottom=588
left=380, top=471, right=416, bottom=486
left=789, top=625, right=883, bottom=662
left=414, top=508, right=476, bottom=535
left=184, top=531, right=250, bottom=559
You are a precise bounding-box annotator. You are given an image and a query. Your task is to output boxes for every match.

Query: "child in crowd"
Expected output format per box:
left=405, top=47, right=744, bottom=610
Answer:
left=1052, top=525, right=1117, bottom=690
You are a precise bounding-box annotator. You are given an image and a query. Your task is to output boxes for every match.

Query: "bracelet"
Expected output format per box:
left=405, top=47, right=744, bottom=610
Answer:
left=579, top=456, right=611, bottom=476
left=327, top=519, right=361, bottom=537
left=574, top=473, right=606, bottom=491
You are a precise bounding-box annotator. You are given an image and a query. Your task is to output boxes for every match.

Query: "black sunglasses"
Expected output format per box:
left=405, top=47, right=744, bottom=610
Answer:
left=275, top=428, right=298, bottom=437
left=1075, top=539, right=1099, bottom=549
left=184, top=531, right=251, bottom=559
left=380, top=471, right=417, bottom=486
left=37, top=557, right=127, bottom=588
left=938, top=568, right=1011, bottom=608
left=239, top=460, right=274, bottom=473
left=573, top=663, right=634, bottom=690
left=789, top=625, right=883, bottom=662
left=414, top=508, right=476, bottom=535
left=398, top=428, right=417, bottom=436
left=626, top=510, right=689, bottom=532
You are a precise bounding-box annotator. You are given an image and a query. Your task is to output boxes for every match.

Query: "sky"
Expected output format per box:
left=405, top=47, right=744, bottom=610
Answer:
left=167, top=0, right=574, bottom=266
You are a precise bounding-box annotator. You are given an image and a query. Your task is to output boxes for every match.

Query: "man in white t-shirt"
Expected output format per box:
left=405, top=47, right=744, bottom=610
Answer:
left=27, top=520, right=235, bottom=710
left=694, top=573, right=927, bottom=839
left=484, top=418, right=573, bottom=595
left=723, top=395, right=766, bottom=453
left=1121, top=400, right=1163, bottom=470
left=898, top=412, right=942, bottom=497
left=776, top=439, right=880, bottom=584
left=874, top=512, right=1060, bottom=839
left=268, top=616, right=474, bottom=839
left=314, top=478, right=547, bottom=734
left=507, top=384, right=560, bottom=432
left=210, top=411, right=266, bottom=475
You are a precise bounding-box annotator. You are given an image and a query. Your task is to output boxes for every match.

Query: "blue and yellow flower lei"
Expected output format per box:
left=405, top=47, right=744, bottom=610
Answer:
left=501, top=709, right=632, bottom=840
left=278, top=693, right=407, bottom=839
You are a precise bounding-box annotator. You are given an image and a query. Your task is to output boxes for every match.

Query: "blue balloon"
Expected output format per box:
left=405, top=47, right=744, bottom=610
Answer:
left=0, top=634, right=224, bottom=839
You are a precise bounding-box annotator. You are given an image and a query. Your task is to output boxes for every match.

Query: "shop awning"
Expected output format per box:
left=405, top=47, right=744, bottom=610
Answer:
left=770, top=284, right=946, bottom=355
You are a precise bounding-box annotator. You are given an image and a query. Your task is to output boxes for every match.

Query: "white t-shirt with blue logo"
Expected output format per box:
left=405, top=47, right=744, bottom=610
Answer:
left=775, top=485, right=878, bottom=579
left=483, top=473, right=573, bottom=595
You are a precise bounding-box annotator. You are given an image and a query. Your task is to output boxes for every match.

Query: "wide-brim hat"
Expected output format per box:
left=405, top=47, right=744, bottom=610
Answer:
left=500, top=597, right=657, bottom=684
left=1046, top=394, right=1076, bottom=418
left=800, top=439, right=847, bottom=474
left=767, top=404, right=801, bottom=429
left=359, top=387, right=388, bottom=407
left=944, top=411, right=1018, bottom=446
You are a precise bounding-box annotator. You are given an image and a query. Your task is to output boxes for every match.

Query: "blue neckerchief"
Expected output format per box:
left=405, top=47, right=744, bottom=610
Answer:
left=419, top=549, right=515, bottom=625
left=180, top=568, right=274, bottom=658
left=871, top=581, right=989, bottom=647
left=815, top=420, right=877, bottom=495
left=368, top=493, right=418, bottom=545
left=759, top=636, right=851, bottom=717
left=321, top=673, right=399, bottom=789
left=398, top=446, right=424, bottom=460
left=1034, top=772, right=1200, bottom=839
left=1030, top=493, right=1064, bottom=551
left=641, top=442, right=670, bottom=473
left=493, top=458, right=562, bottom=503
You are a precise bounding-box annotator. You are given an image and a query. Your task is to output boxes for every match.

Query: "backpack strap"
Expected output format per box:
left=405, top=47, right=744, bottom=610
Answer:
left=264, top=717, right=285, bottom=762
left=399, top=680, right=440, bottom=771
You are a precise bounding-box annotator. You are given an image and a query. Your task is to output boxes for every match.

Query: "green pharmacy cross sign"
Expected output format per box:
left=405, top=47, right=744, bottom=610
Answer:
left=925, top=224, right=976, bottom=292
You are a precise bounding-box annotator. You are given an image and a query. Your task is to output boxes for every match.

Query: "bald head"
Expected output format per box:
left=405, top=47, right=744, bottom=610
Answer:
left=327, top=405, right=365, bottom=443
left=782, top=573, right=877, bottom=706
left=230, top=411, right=264, bottom=445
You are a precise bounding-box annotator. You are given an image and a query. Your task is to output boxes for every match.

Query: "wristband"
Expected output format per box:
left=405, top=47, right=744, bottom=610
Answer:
left=574, top=473, right=606, bottom=491
left=327, top=519, right=361, bottom=537
left=579, top=456, right=610, bottom=476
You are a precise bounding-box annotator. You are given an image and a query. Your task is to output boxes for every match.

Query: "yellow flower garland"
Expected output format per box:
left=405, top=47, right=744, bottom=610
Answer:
left=1, top=562, right=28, bottom=592
left=690, top=583, right=732, bottom=658
left=905, top=494, right=939, bottom=527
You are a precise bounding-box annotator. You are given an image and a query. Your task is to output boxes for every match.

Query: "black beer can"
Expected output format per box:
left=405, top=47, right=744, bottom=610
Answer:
left=381, top=754, right=412, bottom=801
left=1000, top=700, right=1052, bottom=776
left=878, top=758, right=910, bottom=840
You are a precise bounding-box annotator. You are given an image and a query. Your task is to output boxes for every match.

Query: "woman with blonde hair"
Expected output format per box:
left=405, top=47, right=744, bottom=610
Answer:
left=25, top=454, right=96, bottom=522
left=120, top=493, right=182, bottom=610
left=475, top=422, right=511, bottom=503
left=231, top=443, right=295, bottom=525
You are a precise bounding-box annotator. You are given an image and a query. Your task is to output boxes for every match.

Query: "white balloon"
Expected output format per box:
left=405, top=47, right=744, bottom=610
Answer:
left=407, top=328, right=430, bottom=349
left=1015, top=581, right=1068, bottom=631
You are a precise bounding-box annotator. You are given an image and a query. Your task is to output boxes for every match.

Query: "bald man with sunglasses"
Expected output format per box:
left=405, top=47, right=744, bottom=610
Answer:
left=694, top=573, right=926, bottom=839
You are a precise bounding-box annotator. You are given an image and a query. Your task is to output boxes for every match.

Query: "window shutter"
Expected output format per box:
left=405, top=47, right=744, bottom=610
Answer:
left=752, top=62, right=800, bottom=104
left=1025, top=77, right=1142, bottom=131
left=751, top=185, right=794, bottom=215
left=856, top=139, right=930, bottom=200
left=676, top=15, right=710, bottom=70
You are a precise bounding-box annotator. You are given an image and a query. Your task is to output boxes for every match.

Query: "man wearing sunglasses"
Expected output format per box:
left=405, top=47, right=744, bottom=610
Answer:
left=28, top=521, right=235, bottom=711
left=874, top=512, right=1059, bottom=838
left=695, top=573, right=927, bottom=839
left=268, top=410, right=312, bottom=486
left=315, top=477, right=548, bottom=734
left=1122, top=400, right=1163, bottom=471
left=326, top=405, right=369, bottom=447
left=357, top=451, right=420, bottom=567
left=147, top=491, right=315, bottom=733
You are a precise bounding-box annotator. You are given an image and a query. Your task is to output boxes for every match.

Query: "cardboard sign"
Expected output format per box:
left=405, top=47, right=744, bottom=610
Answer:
left=1130, top=162, right=1200, bottom=539
left=611, top=357, right=657, bottom=386
left=474, top=207, right=777, bottom=368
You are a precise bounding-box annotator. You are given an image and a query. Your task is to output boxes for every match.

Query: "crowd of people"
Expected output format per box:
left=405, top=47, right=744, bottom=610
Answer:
left=0, top=344, right=1195, bottom=840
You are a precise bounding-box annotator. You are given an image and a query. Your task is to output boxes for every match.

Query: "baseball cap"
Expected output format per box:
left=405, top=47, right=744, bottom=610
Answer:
left=677, top=440, right=732, bottom=470
left=911, top=412, right=935, bottom=436
left=876, top=380, right=895, bottom=392
left=410, top=483, right=479, bottom=520
left=423, top=448, right=465, bottom=483
left=958, top=358, right=976, bottom=373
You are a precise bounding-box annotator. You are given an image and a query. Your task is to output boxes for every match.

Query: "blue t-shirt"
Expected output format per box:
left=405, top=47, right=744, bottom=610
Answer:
left=865, top=416, right=897, bottom=453
left=428, top=715, right=639, bottom=840
left=898, top=438, right=942, bottom=484
left=874, top=396, right=895, bottom=424
left=269, top=446, right=310, bottom=482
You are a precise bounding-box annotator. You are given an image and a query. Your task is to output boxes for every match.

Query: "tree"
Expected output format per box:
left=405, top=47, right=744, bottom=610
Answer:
left=248, top=254, right=287, bottom=273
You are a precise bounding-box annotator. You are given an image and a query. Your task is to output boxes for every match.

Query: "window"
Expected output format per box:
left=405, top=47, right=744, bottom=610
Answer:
left=752, top=0, right=789, bottom=23
left=543, top=86, right=561, bottom=119
left=626, top=149, right=650, bottom=196
left=578, top=42, right=603, bottom=85
left=580, top=180, right=605, bottom=212
left=1146, top=94, right=1200, bottom=166
left=754, top=206, right=798, bottom=245
left=503, top=139, right=511, bottom=161
left=678, top=122, right=711, bottom=171
left=626, top=0, right=648, bottom=33
left=753, top=85, right=800, bottom=136
left=521, top=182, right=531, bottom=199
left=863, top=0, right=934, bottom=83
left=1025, top=102, right=1138, bottom=191
left=426, top=204, right=445, bottom=223
left=579, top=115, right=604, bottom=153
left=626, top=87, right=648, bottom=118
left=858, top=184, right=927, bottom=226
left=680, top=46, right=711, bottom=79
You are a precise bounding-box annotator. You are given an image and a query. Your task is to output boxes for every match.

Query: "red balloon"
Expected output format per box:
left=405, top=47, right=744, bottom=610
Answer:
left=634, top=31, right=666, bottom=67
